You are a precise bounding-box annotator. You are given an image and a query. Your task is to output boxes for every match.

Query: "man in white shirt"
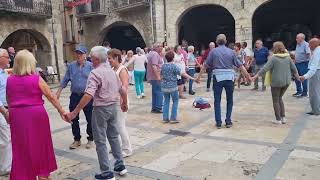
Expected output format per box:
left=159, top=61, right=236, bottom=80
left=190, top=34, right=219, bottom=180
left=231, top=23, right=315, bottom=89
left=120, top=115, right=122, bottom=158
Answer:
left=300, top=38, right=320, bottom=115
left=0, top=48, right=11, bottom=176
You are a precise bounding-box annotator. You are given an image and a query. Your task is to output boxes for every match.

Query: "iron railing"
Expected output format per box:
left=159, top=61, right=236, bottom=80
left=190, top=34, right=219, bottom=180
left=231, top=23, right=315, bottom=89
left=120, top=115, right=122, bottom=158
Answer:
left=112, top=0, right=150, bottom=11
left=0, top=0, right=52, bottom=18
left=75, top=0, right=109, bottom=17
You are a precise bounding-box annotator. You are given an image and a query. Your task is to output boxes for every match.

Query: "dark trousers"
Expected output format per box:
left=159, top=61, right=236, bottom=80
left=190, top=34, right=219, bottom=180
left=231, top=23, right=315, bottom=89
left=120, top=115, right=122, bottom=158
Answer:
left=294, top=62, right=309, bottom=95
left=271, top=86, right=289, bottom=120
left=207, top=68, right=213, bottom=89
left=213, top=76, right=234, bottom=125
left=69, top=93, right=93, bottom=141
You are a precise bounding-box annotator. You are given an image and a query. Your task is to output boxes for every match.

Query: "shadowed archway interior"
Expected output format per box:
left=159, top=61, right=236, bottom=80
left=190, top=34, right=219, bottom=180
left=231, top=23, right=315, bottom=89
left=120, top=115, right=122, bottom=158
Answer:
left=102, top=22, right=146, bottom=51
left=253, top=0, right=320, bottom=50
left=178, top=5, right=235, bottom=50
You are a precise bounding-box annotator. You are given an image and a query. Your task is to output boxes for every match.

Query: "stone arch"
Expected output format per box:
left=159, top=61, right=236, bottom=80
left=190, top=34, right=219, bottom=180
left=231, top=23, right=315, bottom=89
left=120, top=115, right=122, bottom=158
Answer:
left=166, top=0, right=237, bottom=46
left=99, top=21, right=146, bottom=51
left=252, top=0, right=320, bottom=50
left=176, top=4, right=235, bottom=50
left=0, top=29, right=52, bottom=68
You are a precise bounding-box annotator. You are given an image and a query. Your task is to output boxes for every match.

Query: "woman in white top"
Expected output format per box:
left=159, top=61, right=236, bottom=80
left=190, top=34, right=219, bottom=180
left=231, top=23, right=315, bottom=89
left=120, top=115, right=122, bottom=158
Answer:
left=133, top=47, right=147, bottom=99
left=108, top=49, right=133, bottom=157
left=123, top=50, right=135, bottom=85
left=174, top=45, right=187, bottom=99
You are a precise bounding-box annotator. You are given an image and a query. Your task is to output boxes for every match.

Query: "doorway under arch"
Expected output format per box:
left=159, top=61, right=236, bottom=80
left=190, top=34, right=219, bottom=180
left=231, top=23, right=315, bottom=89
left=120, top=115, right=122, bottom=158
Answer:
left=252, top=0, right=320, bottom=50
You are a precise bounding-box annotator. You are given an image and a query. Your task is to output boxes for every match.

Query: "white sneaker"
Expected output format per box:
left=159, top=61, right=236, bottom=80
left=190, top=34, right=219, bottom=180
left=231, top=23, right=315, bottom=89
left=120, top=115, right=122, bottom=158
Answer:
left=281, top=118, right=287, bottom=124
left=137, top=95, right=141, bottom=99
left=122, top=151, right=133, bottom=158
left=141, top=93, right=145, bottom=98
left=272, top=120, right=282, bottom=125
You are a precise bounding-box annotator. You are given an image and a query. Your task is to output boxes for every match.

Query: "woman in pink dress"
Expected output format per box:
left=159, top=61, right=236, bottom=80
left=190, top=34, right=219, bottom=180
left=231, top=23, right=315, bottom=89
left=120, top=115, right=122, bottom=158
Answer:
left=6, top=50, right=68, bottom=180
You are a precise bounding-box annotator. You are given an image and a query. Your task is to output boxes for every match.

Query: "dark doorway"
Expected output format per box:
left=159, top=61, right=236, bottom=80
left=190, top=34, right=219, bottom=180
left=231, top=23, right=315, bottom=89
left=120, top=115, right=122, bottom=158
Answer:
left=253, top=0, right=320, bottom=50
left=178, top=5, right=235, bottom=50
left=103, top=22, right=146, bottom=51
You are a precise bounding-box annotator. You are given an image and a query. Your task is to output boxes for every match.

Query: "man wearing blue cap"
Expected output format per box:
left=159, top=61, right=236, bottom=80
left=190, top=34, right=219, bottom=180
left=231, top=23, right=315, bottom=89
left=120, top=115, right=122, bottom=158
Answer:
left=56, top=45, right=94, bottom=149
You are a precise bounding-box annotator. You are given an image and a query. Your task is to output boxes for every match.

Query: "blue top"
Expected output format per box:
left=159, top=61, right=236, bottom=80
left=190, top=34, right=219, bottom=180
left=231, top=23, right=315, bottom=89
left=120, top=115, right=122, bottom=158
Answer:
left=161, top=63, right=181, bottom=92
left=295, top=41, right=311, bottom=64
left=254, top=47, right=269, bottom=65
left=0, top=69, right=8, bottom=107
left=205, top=45, right=242, bottom=82
left=60, top=61, right=93, bottom=94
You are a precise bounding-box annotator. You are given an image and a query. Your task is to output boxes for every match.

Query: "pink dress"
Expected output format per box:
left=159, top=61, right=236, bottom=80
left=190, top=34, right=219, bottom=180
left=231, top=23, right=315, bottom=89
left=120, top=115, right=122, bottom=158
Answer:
left=6, top=74, right=57, bottom=180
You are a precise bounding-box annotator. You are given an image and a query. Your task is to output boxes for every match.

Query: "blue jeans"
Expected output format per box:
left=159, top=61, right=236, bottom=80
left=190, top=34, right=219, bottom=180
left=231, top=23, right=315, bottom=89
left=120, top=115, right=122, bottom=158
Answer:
left=187, top=68, right=196, bottom=92
left=295, top=61, right=309, bottom=95
left=213, top=77, right=234, bottom=125
left=163, top=90, right=179, bottom=121
left=150, top=80, right=163, bottom=111
left=69, top=93, right=93, bottom=141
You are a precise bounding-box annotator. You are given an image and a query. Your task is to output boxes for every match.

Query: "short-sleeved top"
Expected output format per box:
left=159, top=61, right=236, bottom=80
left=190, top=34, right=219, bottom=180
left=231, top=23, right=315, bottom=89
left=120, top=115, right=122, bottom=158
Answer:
left=188, top=53, right=197, bottom=69
left=254, top=47, right=269, bottom=65
left=147, top=50, right=163, bottom=81
left=295, top=41, right=311, bottom=63
left=133, top=54, right=147, bottom=71
left=205, top=45, right=242, bottom=70
left=85, top=63, right=121, bottom=107
left=161, top=63, right=181, bottom=92
left=174, top=53, right=186, bottom=79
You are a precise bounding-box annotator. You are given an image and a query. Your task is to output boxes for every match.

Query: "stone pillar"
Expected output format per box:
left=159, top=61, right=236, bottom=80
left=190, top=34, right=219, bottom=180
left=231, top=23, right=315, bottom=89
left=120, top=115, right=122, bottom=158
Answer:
left=153, top=0, right=165, bottom=44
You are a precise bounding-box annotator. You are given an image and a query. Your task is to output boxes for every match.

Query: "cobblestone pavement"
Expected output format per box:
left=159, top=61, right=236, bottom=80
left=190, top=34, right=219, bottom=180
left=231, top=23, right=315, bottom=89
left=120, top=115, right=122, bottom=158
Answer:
left=1, top=80, right=320, bottom=180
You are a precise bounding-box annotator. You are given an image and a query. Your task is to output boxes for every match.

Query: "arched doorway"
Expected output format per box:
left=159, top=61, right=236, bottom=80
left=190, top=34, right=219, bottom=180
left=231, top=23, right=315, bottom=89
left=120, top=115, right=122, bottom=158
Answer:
left=252, top=0, right=320, bottom=50
left=178, top=5, right=235, bottom=51
left=102, top=22, right=146, bottom=51
left=1, top=29, right=52, bottom=68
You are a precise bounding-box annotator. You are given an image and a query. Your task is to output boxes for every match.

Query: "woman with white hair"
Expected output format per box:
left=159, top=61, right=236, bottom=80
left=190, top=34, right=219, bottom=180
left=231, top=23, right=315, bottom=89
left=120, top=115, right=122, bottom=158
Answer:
left=133, top=47, right=147, bottom=98
left=187, top=45, right=201, bottom=95
left=6, top=50, right=68, bottom=179
left=123, top=50, right=135, bottom=85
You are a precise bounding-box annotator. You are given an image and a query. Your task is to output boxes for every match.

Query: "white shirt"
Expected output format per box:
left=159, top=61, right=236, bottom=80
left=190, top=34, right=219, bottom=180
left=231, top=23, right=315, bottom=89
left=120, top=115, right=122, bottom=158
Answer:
left=174, top=53, right=186, bottom=79
left=244, top=47, right=253, bottom=57
left=304, top=46, right=320, bottom=79
left=133, top=54, right=147, bottom=71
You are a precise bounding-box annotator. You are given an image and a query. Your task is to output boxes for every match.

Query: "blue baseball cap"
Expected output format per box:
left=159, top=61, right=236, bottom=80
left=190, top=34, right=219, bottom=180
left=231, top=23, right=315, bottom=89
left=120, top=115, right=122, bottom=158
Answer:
left=75, top=45, right=87, bottom=54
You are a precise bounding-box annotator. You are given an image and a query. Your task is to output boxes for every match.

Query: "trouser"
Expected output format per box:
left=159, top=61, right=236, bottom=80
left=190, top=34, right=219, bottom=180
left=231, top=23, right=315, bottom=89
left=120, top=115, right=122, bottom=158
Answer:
left=309, top=70, right=320, bottom=114
left=129, top=71, right=135, bottom=85
left=187, top=68, right=196, bottom=92
left=254, top=64, right=266, bottom=89
left=213, top=76, right=234, bottom=125
left=150, top=80, right=163, bottom=111
left=116, top=105, right=132, bottom=154
left=207, top=68, right=213, bottom=89
left=92, top=105, right=124, bottom=175
left=295, top=62, right=309, bottom=95
left=271, top=86, right=289, bottom=120
left=163, top=90, right=179, bottom=121
left=134, top=70, right=146, bottom=96
left=0, top=114, right=11, bottom=174
left=69, top=93, right=93, bottom=141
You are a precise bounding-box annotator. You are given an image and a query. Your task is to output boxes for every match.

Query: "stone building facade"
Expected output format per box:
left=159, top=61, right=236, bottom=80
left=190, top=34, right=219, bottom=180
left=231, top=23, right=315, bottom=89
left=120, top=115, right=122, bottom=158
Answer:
left=77, top=0, right=319, bottom=51
left=0, top=0, right=64, bottom=78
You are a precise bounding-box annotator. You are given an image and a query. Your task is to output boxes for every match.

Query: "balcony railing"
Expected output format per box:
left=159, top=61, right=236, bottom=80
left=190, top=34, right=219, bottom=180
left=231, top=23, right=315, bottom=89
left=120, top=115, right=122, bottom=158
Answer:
left=0, top=0, right=52, bottom=18
left=75, top=0, right=109, bottom=18
left=112, top=0, right=150, bottom=12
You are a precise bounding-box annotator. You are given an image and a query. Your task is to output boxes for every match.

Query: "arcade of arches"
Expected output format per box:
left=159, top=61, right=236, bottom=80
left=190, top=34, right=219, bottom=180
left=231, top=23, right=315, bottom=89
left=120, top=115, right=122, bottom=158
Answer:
left=0, top=29, right=52, bottom=68
left=102, top=22, right=146, bottom=51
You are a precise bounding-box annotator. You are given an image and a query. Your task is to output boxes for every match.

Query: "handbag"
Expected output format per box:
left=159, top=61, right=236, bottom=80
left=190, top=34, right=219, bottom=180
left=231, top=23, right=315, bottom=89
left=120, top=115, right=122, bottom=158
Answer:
left=264, top=71, right=272, bottom=87
left=193, top=97, right=211, bottom=110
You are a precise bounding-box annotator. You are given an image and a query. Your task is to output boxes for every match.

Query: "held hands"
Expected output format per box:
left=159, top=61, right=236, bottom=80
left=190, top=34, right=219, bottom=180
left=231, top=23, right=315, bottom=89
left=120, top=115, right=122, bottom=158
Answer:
left=61, top=111, right=76, bottom=123
left=299, top=76, right=306, bottom=82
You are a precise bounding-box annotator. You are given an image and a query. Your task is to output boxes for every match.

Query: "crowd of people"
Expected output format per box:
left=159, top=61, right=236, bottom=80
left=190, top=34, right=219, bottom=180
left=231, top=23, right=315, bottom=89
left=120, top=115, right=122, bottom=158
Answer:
left=0, top=32, right=320, bottom=180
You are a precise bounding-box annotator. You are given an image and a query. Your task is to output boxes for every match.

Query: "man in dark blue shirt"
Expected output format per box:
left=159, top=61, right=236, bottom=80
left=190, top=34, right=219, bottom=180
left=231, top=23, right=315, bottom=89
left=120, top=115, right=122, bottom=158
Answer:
left=56, top=45, right=94, bottom=150
left=253, top=40, right=269, bottom=91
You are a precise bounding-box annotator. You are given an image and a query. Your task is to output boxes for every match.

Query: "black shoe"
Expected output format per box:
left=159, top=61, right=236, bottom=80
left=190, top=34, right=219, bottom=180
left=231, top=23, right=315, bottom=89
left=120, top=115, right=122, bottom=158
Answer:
left=298, top=94, right=308, bottom=98
left=307, top=112, right=320, bottom=116
left=189, top=91, right=195, bottom=95
left=151, top=109, right=163, bottom=114
left=225, top=122, right=233, bottom=128
left=95, top=172, right=115, bottom=180
left=114, top=164, right=128, bottom=176
left=292, top=93, right=302, bottom=97
left=216, top=124, right=222, bottom=129
left=183, top=86, right=187, bottom=92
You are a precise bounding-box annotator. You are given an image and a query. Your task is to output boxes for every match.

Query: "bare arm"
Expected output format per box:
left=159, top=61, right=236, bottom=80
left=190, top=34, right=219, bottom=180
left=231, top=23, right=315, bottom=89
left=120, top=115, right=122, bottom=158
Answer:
left=72, top=93, right=93, bottom=115
left=39, top=77, right=66, bottom=119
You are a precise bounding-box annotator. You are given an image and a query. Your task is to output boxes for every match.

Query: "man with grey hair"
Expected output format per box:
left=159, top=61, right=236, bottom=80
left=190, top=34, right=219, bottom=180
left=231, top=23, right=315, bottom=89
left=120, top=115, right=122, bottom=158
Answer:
left=197, top=34, right=251, bottom=129
left=253, top=39, right=269, bottom=91
left=0, top=48, right=11, bottom=175
left=66, top=46, right=128, bottom=180
left=293, top=33, right=311, bottom=98
left=56, top=45, right=94, bottom=150
left=299, top=38, right=320, bottom=116
left=147, top=42, right=164, bottom=113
